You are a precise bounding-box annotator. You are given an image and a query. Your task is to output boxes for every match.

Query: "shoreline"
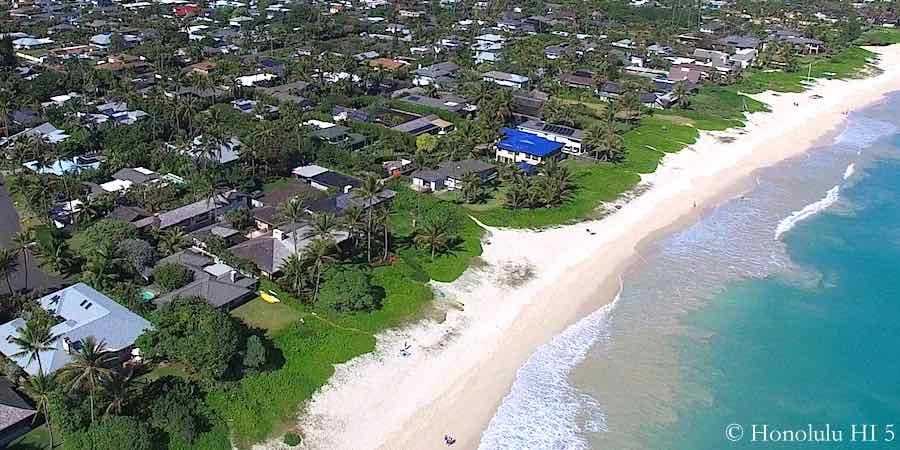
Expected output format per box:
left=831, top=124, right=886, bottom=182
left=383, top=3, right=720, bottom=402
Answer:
left=270, top=44, right=900, bottom=450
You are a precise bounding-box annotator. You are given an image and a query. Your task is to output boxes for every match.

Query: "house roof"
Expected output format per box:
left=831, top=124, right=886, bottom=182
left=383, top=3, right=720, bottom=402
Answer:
left=305, top=189, right=396, bottom=214
left=436, top=159, right=496, bottom=180
left=112, top=167, right=157, bottom=184
left=483, top=71, right=529, bottom=84
left=391, top=114, right=454, bottom=135
left=415, top=61, right=460, bottom=78
left=518, top=119, right=584, bottom=141
left=152, top=250, right=257, bottom=309
left=0, top=378, right=34, bottom=433
left=0, top=283, right=153, bottom=375
left=310, top=171, right=362, bottom=190
left=498, top=128, right=564, bottom=157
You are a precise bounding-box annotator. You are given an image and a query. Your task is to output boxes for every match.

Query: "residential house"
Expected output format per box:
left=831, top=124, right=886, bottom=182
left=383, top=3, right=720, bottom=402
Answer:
left=369, top=58, right=410, bottom=72
left=230, top=221, right=350, bottom=277
left=0, top=283, right=153, bottom=375
left=482, top=71, right=530, bottom=89
left=560, top=70, right=596, bottom=90
left=258, top=81, right=314, bottom=108
left=305, top=188, right=397, bottom=215
left=768, top=30, right=824, bottom=54
left=397, top=94, right=472, bottom=115
left=292, top=165, right=362, bottom=193
left=249, top=179, right=320, bottom=231
left=516, top=119, right=584, bottom=154
left=0, top=378, right=36, bottom=447
left=391, top=114, right=455, bottom=136
left=715, top=35, right=762, bottom=51
left=413, top=61, right=460, bottom=87
left=132, top=190, right=249, bottom=232
left=310, top=125, right=367, bottom=151
left=495, top=128, right=564, bottom=166
left=99, top=166, right=157, bottom=193
left=152, top=249, right=258, bottom=310
left=410, top=159, right=497, bottom=192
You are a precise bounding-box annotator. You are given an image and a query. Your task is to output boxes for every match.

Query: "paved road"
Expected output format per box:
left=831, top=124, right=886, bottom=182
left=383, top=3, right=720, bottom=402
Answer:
left=0, top=177, right=63, bottom=295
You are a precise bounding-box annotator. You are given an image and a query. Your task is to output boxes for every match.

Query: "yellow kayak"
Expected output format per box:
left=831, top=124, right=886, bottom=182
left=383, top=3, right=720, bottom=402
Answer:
left=260, top=290, right=281, bottom=304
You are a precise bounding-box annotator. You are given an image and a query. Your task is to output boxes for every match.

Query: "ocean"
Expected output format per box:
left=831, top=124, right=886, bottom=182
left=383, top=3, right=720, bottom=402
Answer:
left=479, top=92, right=900, bottom=449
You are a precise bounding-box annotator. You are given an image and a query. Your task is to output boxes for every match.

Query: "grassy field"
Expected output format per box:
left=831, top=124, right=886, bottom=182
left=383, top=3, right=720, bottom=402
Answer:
left=206, top=266, right=433, bottom=448
left=231, top=298, right=302, bottom=336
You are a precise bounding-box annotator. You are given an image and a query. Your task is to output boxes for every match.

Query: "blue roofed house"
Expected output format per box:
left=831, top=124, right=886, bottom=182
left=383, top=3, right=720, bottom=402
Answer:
left=495, top=128, right=564, bottom=166
left=0, top=283, right=153, bottom=375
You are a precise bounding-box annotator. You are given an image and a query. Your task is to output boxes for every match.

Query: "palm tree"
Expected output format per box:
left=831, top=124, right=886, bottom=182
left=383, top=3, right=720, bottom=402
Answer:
left=102, top=370, right=142, bottom=415
left=59, top=336, right=116, bottom=426
left=459, top=171, right=483, bottom=204
left=11, top=231, right=32, bottom=293
left=415, top=219, right=451, bottom=260
left=11, top=321, right=55, bottom=375
left=341, top=206, right=366, bottom=251
left=279, top=195, right=307, bottom=255
left=672, top=81, right=690, bottom=109
left=375, top=207, right=394, bottom=261
left=585, top=121, right=625, bottom=162
left=0, top=247, right=19, bottom=295
left=278, top=253, right=306, bottom=297
left=25, top=371, right=58, bottom=448
left=157, top=227, right=188, bottom=256
left=353, top=176, right=383, bottom=263
left=301, top=238, right=337, bottom=303
left=305, top=212, right=340, bottom=242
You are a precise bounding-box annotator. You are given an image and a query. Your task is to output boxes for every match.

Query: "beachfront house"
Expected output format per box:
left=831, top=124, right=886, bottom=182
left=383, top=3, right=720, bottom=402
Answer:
left=495, top=128, right=564, bottom=166
left=410, top=159, right=497, bottom=192
left=516, top=119, right=584, bottom=155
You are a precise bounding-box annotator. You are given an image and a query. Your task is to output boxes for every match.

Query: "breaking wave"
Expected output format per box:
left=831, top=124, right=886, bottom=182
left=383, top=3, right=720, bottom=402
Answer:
left=833, top=117, right=897, bottom=149
left=478, top=289, right=621, bottom=450
left=843, top=163, right=856, bottom=180
left=774, top=186, right=841, bottom=240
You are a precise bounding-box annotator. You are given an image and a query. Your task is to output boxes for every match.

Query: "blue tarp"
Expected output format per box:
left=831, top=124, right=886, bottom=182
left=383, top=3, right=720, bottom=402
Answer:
left=498, top=128, right=563, bottom=157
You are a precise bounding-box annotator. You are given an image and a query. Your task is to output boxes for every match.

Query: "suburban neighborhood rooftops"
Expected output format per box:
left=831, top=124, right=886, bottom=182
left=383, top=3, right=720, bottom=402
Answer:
left=482, top=71, right=529, bottom=83
left=498, top=128, right=564, bottom=157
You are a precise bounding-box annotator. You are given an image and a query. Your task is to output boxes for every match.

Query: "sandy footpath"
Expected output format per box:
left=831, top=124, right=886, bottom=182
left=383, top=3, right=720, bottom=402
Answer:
left=256, top=44, right=900, bottom=450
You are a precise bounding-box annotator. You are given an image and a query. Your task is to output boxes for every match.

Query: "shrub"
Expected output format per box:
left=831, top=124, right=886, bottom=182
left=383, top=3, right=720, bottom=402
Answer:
left=242, top=335, right=267, bottom=371
left=317, top=266, right=378, bottom=312
left=283, top=432, right=302, bottom=446
left=152, top=263, right=195, bottom=292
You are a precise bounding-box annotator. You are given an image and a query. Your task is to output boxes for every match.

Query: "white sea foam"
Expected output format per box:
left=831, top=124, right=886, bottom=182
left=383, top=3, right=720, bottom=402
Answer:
left=843, top=163, right=856, bottom=180
left=774, top=186, right=840, bottom=240
left=833, top=117, right=897, bottom=149
left=478, top=288, right=621, bottom=450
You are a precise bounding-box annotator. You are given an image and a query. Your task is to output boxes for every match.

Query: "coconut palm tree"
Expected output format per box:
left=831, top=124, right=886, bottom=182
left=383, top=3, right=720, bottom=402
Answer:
left=584, top=121, right=625, bottom=162
left=341, top=206, right=366, bottom=251
left=59, top=336, right=116, bottom=426
left=459, top=171, right=483, bottom=204
left=0, top=247, right=19, bottom=295
left=353, top=176, right=383, bottom=263
left=672, top=81, right=690, bottom=109
left=375, top=206, right=394, bottom=261
left=10, top=321, right=55, bottom=376
left=25, top=371, right=58, bottom=448
left=415, top=218, right=451, bottom=260
left=301, top=238, right=337, bottom=303
left=305, top=212, right=340, bottom=242
left=278, top=253, right=306, bottom=297
left=102, top=369, right=143, bottom=415
left=11, top=230, right=32, bottom=293
left=279, top=195, right=307, bottom=255
left=156, top=227, right=188, bottom=256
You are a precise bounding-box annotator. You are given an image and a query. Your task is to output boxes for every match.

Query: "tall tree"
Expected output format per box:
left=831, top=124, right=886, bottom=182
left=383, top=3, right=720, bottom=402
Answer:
left=353, top=176, right=383, bottom=263
left=0, top=247, right=19, bottom=295
left=279, top=194, right=307, bottom=255
left=24, top=371, right=58, bottom=448
left=301, top=238, right=337, bottom=303
left=59, top=336, right=116, bottom=426
left=415, top=218, right=452, bottom=260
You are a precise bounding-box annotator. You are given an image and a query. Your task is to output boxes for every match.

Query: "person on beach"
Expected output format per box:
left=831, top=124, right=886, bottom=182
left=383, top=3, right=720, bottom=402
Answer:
left=444, top=434, right=456, bottom=446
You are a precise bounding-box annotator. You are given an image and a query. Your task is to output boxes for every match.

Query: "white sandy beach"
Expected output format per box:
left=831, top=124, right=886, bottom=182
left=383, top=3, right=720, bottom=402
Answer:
left=258, top=44, right=900, bottom=450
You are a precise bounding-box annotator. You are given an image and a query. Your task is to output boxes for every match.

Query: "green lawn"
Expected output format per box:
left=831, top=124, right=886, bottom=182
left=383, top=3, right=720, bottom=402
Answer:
left=206, top=268, right=432, bottom=448
left=231, top=297, right=301, bottom=336
left=142, top=361, right=192, bottom=381
left=261, top=177, right=294, bottom=192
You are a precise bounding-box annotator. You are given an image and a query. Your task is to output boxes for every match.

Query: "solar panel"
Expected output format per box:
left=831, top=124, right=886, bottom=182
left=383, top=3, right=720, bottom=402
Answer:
left=544, top=124, right=576, bottom=136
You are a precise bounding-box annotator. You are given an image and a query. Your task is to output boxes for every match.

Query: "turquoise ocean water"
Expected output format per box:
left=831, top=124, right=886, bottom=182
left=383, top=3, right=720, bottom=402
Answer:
left=480, top=93, right=900, bottom=449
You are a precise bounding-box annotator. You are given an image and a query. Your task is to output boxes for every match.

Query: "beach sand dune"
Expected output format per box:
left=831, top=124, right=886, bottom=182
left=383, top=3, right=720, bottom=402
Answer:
left=256, top=45, right=900, bottom=450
